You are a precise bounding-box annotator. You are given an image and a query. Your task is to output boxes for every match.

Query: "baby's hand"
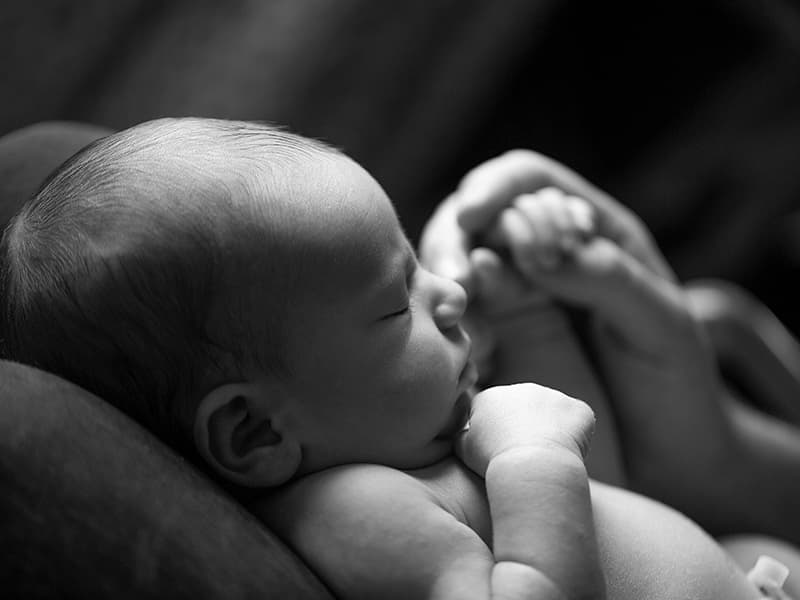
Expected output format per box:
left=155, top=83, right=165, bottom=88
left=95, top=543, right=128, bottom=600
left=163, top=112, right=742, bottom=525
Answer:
left=465, top=187, right=596, bottom=321
left=488, top=189, right=738, bottom=514
left=487, top=186, right=693, bottom=359
left=486, top=186, right=595, bottom=275
left=463, top=188, right=598, bottom=381
left=484, top=186, right=646, bottom=313
left=455, top=383, right=595, bottom=477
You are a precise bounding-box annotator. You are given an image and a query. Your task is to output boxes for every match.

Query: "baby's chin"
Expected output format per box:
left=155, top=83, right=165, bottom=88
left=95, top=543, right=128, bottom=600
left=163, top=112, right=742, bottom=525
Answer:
left=399, top=441, right=459, bottom=472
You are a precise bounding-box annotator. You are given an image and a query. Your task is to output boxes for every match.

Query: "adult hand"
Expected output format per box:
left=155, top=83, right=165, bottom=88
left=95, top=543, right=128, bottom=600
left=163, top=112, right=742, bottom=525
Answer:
left=419, top=150, right=733, bottom=507
left=418, top=148, right=675, bottom=392
left=419, top=149, right=707, bottom=400
left=419, top=149, right=675, bottom=297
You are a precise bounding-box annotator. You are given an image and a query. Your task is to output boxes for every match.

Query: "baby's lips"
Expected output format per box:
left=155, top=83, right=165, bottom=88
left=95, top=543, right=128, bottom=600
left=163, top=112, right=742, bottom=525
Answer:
left=436, top=387, right=474, bottom=441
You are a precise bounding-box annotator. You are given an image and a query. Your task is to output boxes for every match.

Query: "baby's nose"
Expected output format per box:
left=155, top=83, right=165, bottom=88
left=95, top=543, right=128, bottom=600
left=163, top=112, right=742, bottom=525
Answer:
left=434, top=277, right=468, bottom=330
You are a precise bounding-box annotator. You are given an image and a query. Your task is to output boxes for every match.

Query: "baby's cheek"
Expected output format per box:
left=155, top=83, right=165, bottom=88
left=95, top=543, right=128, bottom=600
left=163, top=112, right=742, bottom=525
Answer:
left=418, top=328, right=460, bottom=376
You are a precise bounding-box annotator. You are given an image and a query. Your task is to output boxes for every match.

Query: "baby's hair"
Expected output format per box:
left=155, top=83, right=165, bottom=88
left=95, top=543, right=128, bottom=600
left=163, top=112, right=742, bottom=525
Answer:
left=0, top=117, right=335, bottom=456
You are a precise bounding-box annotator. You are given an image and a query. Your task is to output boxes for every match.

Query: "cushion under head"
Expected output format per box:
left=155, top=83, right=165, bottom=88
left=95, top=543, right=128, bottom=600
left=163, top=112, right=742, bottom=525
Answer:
left=0, top=121, right=111, bottom=228
left=0, top=359, right=330, bottom=598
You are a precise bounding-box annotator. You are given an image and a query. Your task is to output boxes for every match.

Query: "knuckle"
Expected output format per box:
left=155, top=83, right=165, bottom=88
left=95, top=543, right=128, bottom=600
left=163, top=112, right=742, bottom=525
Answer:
left=537, top=186, right=564, bottom=201
left=513, top=196, right=547, bottom=223
left=576, top=401, right=596, bottom=422
left=512, top=192, right=538, bottom=209
left=503, top=149, right=555, bottom=175
left=503, top=149, right=539, bottom=163
left=504, top=149, right=546, bottom=174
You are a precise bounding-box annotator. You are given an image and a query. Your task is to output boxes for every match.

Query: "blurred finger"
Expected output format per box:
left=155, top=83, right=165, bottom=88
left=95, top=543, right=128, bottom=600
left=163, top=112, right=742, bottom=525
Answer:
left=550, top=238, right=690, bottom=351
left=418, top=197, right=477, bottom=296
left=470, top=247, right=549, bottom=317
left=456, top=150, right=608, bottom=232
left=497, top=206, right=540, bottom=279
left=514, top=190, right=566, bottom=267
left=564, top=195, right=596, bottom=240
left=537, top=187, right=575, bottom=250
left=453, top=150, right=674, bottom=278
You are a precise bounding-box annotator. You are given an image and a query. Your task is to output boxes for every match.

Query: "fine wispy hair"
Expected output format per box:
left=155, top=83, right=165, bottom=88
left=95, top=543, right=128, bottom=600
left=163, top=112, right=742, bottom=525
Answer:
left=0, top=117, right=334, bottom=456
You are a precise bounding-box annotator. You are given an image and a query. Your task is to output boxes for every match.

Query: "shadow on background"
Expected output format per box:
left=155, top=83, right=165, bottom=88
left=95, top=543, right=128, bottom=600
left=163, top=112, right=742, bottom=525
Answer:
left=2, top=0, right=800, bottom=330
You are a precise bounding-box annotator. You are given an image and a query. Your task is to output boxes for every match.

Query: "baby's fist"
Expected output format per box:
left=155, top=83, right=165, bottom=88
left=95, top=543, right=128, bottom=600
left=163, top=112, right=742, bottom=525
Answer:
left=492, top=187, right=595, bottom=274
left=455, top=383, right=595, bottom=477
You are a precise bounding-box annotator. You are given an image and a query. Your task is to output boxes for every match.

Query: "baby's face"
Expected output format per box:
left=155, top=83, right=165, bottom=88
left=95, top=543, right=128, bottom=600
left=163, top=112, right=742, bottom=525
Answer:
left=264, top=154, right=476, bottom=474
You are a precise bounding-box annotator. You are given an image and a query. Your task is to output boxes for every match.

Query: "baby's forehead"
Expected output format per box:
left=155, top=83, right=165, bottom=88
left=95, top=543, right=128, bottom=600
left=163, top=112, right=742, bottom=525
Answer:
left=240, top=154, right=407, bottom=291
left=255, top=151, right=398, bottom=235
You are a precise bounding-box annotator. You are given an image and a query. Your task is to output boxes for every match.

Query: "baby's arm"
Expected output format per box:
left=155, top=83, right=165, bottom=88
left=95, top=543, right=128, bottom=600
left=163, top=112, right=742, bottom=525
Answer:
left=478, top=185, right=800, bottom=547
left=465, top=191, right=626, bottom=485
left=457, top=383, right=605, bottom=600
left=254, top=384, right=604, bottom=600
left=479, top=188, right=732, bottom=511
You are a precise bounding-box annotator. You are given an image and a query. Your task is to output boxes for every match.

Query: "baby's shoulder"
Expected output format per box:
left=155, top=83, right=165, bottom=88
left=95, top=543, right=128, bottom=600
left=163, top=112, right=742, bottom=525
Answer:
left=252, top=464, right=443, bottom=529
left=250, top=463, right=496, bottom=599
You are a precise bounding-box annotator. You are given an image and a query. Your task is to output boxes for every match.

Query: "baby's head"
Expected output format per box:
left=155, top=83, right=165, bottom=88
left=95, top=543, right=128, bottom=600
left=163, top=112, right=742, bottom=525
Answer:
left=0, top=118, right=475, bottom=488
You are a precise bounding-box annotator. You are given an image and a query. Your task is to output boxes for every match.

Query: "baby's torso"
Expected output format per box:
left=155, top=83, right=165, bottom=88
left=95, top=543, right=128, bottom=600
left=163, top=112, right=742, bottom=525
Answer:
left=409, top=458, right=758, bottom=600
left=255, top=458, right=759, bottom=599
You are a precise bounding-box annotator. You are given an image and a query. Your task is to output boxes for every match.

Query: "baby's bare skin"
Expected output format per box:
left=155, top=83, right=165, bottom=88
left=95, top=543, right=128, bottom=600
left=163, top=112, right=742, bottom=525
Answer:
left=255, top=455, right=760, bottom=600
left=420, top=149, right=800, bottom=596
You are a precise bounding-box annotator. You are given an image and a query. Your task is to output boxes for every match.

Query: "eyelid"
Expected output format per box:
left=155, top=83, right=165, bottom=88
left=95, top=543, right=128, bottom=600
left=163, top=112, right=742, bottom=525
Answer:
left=377, top=248, right=416, bottom=322
left=378, top=305, right=409, bottom=321
left=382, top=273, right=413, bottom=321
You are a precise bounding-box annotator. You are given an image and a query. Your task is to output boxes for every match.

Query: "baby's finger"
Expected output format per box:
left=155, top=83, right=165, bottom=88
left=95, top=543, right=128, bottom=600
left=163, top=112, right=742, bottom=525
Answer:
left=454, top=150, right=674, bottom=279
left=514, top=192, right=563, bottom=268
left=564, top=195, right=596, bottom=240
left=537, top=188, right=578, bottom=253
left=496, top=206, right=541, bottom=279
left=518, top=187, right=591, bottom=265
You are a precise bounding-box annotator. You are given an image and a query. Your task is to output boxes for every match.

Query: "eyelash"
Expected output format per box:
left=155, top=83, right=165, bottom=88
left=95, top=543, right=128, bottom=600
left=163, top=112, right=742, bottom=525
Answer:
left=386, top=306, right=409, bottom=318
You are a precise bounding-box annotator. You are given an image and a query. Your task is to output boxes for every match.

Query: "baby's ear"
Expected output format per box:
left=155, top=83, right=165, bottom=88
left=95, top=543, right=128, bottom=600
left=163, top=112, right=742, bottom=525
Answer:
left=194, top=382, right=301, bottom=487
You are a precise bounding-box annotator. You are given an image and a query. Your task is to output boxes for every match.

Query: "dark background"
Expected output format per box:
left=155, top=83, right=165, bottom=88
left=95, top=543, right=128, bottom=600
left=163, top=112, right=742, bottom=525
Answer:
left=3, top=0, right=800, bottom=330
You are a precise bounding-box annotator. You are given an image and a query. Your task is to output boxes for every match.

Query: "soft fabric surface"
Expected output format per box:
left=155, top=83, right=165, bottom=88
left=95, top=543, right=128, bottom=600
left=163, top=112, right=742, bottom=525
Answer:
left=0, top=359, right=332, bottom=598
left=0, top=121, right=112, bottom=224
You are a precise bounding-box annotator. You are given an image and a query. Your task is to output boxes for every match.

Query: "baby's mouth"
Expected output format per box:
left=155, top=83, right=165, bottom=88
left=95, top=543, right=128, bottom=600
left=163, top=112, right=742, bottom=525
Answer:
left=436, top=392, right=472, bottom=440
left=436, top=362, right=477, bottom=441
left=435, top=391, right=472, bottom=441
